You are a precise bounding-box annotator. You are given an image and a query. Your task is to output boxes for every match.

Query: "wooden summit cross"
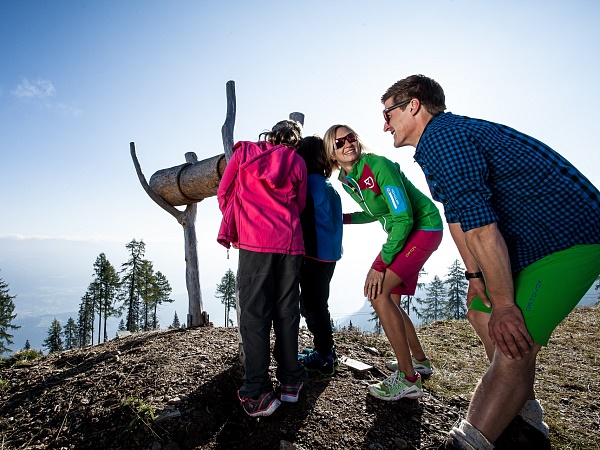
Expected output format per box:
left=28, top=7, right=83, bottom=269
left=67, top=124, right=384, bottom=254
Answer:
left=130, top=80, right=305, bottom=332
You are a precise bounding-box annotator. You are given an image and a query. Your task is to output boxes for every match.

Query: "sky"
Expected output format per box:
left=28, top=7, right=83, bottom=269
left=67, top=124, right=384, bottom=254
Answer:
left=1, top=1, right=599, bottom=349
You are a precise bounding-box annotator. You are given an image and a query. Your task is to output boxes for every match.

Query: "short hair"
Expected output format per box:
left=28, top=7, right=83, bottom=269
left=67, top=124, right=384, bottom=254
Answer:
left=297, top=135, right=332, bottom=178
left=259, top=119, right=303, bottom=149
left=381, top=74, right=446, bottom=116
left=323, top=124, right=366, bottom=171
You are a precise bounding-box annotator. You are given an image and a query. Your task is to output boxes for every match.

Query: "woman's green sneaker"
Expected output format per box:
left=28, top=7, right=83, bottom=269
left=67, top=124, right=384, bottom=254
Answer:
left=368, top=370, right=423, bottom=400
left=386, top=357, right=433, bottom=375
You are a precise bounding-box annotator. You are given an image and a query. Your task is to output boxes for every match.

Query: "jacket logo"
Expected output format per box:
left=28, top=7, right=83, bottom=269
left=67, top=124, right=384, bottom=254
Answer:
left=363, top=176, right=375, bottom=189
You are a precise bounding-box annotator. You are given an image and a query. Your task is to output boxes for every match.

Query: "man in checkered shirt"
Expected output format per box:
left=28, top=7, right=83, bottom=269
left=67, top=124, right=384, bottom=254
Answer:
left=381, top=74, right=600, bottom=450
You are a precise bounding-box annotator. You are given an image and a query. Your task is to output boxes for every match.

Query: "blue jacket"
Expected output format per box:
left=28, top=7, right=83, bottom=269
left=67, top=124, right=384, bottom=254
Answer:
left=300, top=174, right=343, bottom=262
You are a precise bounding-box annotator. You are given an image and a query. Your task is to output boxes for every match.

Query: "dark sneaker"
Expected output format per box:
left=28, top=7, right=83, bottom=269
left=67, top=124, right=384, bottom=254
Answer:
left=300, top=349, right=339, bottom=376
left=494, top=415, right=551, bottom=450
left=280, top=381, right=303, bottom=403
left=237, top=390, right=281, bottom=417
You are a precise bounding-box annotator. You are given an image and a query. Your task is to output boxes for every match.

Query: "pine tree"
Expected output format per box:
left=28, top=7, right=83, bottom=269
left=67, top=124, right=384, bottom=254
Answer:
left=24, top=339, right=31, bottom=350
left=444, top=259, right=468, bottom=320
left=0, top=274, right=20, bottom=355
left=63, top=317, right=79, bottom=350
left=171, top=312, right=181, bottom=329
left=43, top=318, right=64, bottom=353
left=136, top=259, right=156, bottom=331
left=368, top=309, right=382, bottom=334
left=77, top=287, right=95, bottom=347
left=117, top=319, right=126, bottom=331
left=418, top=276, right=447, bottom=324
left=401, top=267, right=428, bottom=319
left=152, top=271, right=174, bottom=330
left=215, top=269, right=236, bottom=327
left=93, top=253, right=121, bottom=343
left=120, top=239, right=146, bottom=332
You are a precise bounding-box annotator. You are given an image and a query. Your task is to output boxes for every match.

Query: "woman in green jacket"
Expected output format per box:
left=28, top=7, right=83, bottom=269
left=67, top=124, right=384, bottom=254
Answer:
left=324, top=124, right=443, bottom=401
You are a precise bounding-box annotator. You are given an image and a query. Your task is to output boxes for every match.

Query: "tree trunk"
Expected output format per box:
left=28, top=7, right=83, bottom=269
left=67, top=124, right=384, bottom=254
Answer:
left=148, top=155, right=227, bottom=206
left=182, top=152, right=205, bottom=327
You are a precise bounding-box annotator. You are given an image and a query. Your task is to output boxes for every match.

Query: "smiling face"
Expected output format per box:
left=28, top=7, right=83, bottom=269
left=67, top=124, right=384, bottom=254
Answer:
left=382, top=97, right=415, bottom=148
left=333, top=126, right=362, bottom=172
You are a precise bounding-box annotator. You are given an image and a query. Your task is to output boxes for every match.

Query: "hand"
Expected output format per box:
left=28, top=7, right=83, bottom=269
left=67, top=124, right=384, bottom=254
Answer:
left=488, top=304, right=534, bottom=360
left=364, top=269, right=384, bottom=300
left=467, top=278, right=489, bottom=308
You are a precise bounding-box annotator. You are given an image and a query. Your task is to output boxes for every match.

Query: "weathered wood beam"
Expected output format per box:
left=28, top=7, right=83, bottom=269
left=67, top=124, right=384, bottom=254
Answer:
left=148, top=155, right=226, bottom=207
left=222, top=80, right=236, bottom=162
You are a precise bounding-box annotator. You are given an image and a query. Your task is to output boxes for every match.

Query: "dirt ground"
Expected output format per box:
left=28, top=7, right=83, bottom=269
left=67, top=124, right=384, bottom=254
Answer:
left=1, top=306, right=598, bottom=450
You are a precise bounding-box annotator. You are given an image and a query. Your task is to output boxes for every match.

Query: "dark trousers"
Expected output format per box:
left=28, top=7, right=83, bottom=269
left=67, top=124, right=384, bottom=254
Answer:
left=299, top=258, right=336, bottom=356
left=237, top=250, right=307, bottom=398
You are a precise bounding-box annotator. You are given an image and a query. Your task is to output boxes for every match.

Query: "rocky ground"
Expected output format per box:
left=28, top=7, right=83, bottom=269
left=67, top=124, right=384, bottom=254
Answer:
left=1, top=306, right=598, bottom=450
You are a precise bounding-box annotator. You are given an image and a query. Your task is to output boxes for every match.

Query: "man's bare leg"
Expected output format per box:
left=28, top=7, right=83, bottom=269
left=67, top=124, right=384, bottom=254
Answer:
left=466, top=344, right=541, bottom=443
left=466, top=309, right=494, bottom=362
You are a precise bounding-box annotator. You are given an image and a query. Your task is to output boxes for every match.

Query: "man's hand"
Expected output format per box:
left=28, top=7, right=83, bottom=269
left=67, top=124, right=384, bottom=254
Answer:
left=467, top=277, right=489, bottom=308
left=488, top=304, right=534, bottom=360
left=364, top=268, right=384, bottom=300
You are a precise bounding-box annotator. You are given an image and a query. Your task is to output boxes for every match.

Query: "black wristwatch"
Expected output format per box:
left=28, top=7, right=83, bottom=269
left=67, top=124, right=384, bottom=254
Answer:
left=465, top=271, right=484, bottom=280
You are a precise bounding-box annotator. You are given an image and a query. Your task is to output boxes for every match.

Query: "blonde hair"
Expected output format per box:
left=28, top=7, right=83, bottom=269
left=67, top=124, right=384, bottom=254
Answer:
left=323, top=124, right=366, bottom=171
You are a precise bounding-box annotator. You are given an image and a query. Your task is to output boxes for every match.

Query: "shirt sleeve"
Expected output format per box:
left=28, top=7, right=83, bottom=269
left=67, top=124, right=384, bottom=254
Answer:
left=424, top=128, right=498, bottom=231
left=373, top=157, right=414, bottom=266
left=217, top=144, right=241, bottom=213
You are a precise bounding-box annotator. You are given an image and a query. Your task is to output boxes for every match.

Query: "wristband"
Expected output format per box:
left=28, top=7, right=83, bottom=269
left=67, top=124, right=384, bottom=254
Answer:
left=465, top=271, right=484, bottom=280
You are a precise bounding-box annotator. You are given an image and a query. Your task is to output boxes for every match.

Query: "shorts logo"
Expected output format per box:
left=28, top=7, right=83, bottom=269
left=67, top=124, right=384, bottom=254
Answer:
left=405, top=246, right=416, bottom=257
left=526, top=280, right=543, bottom=311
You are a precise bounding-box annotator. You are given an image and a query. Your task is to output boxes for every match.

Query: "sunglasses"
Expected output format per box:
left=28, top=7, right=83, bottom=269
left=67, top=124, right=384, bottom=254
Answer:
left=383, top=99, right=411, bottom=124
left=335, top=133, right=357, bottom=149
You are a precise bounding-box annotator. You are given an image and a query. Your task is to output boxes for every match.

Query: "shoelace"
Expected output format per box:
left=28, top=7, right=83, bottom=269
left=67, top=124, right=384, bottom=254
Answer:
left=384, top=372, right=405, bottom=388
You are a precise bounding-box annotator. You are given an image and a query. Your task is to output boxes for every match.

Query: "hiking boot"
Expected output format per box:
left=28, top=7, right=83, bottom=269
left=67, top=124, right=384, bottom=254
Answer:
left=300, top=349, right=339, bottom=376
left=280, top=381, right=303, bottom=403
left=494, top=415, right=551, bottom=450
left=368, top=370, right=423, bottom=400
left=237, top=390, right=281, bottom=417
left=386, top=357, right=433, bottom=376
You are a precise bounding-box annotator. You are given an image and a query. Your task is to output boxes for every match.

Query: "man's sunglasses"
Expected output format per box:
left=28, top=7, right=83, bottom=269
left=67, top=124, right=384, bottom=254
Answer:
left=335, top=133, right=357, bottom=149
left=383, top=99, right=411, bottom=124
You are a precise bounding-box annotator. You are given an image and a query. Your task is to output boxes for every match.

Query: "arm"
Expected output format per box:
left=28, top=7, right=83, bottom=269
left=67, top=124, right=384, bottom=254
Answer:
left=448, top=222, right=488, bottom=308
left=463, top=222, right=533, bottom=359
left=296, top=162, right=308, bottom=213
left=365, top=157, right=414, bottom=299
left=217, top=146, right=240, bottom=213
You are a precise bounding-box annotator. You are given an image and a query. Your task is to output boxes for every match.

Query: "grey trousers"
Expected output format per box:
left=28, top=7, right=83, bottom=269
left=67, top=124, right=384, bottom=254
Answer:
left=237, top=250, right=307, bottom=398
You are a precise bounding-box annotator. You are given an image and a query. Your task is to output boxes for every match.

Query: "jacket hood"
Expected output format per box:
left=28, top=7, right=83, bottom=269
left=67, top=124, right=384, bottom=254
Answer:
left=236, top=141, right=300, bottom=189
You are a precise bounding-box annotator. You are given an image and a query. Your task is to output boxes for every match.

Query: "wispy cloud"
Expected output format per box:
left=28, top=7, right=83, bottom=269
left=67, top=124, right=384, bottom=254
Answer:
left=11, top=78, right=56, bottom=99
left=0, top=233, right=126, bottom=243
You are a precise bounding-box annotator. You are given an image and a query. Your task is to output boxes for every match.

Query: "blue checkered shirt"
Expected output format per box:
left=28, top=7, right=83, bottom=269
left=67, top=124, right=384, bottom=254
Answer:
left=414, top=112, right=600, bottom=272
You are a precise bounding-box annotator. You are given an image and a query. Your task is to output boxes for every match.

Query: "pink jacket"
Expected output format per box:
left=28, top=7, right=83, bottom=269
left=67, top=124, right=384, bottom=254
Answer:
left=217, top=140, right=307, bottom=255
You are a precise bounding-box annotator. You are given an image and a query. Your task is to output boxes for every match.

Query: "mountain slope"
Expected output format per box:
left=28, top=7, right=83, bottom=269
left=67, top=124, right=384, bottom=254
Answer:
left=1, top=306, right=598, bottom=449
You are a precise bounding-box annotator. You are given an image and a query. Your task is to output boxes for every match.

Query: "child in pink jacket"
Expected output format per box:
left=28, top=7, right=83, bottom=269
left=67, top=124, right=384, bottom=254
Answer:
left=217, top=120, right=308, bottom=417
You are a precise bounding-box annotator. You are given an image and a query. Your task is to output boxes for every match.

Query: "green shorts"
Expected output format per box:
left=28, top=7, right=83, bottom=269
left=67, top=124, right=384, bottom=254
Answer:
left=469, top=244, right=600, bottom=345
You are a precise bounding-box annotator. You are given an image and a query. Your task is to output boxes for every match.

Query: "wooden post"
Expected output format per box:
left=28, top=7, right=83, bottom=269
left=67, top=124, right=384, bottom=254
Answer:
left=130, top=144, right=207, bottom=327
left=130, top=82, right=305, bottom=336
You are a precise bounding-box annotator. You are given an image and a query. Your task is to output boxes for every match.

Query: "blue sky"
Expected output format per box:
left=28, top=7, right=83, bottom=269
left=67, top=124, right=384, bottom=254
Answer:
left=1, top=1, right=599, bottom=346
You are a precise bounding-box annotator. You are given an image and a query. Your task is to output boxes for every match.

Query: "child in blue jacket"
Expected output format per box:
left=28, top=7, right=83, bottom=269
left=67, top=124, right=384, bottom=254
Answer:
left=297, top=136, right=343, bottom=376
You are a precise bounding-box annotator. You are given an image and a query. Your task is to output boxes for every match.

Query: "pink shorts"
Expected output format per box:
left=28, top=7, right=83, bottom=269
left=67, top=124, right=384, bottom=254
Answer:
left=389, top=230, right=443, bottom=296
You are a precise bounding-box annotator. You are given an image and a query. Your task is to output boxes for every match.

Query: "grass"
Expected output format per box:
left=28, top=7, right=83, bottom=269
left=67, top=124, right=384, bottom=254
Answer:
left=415, top=307, right=600, bottom=449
